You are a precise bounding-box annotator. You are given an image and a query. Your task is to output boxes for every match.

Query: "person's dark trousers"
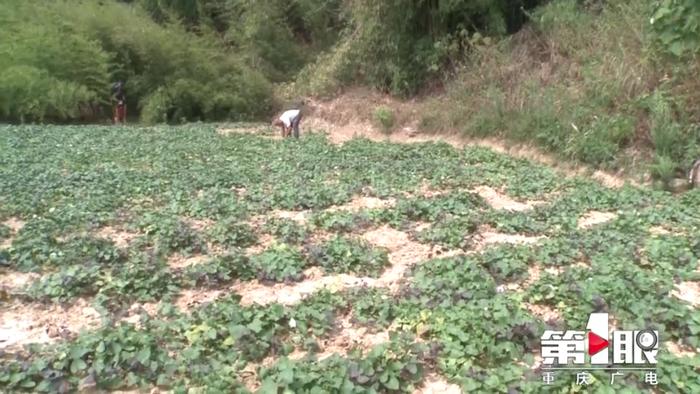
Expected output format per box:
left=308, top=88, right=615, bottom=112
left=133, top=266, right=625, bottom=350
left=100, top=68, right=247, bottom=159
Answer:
left=291, top=114, right=302, bottom=138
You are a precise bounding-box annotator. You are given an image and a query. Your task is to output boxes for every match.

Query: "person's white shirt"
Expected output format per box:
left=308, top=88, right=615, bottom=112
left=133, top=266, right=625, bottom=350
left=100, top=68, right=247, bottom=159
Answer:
left=279, top=109, right=300, bottom=127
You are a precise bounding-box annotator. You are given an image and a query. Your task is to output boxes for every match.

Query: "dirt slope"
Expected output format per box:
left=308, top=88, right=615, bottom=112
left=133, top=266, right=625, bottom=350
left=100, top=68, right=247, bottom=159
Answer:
left=300, top=88, right=638, bottom=188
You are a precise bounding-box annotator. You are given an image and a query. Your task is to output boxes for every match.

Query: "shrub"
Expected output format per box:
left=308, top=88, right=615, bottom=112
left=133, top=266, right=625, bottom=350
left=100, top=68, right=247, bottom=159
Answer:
left=0, top=0, right=273, bottom=123
left=294, top=0, right=542, bottom=96
left=182, top=253, right=254, bottom=288
left=565, top=115, right=635, bottom=165
left=374, top=106, right=395, bottom=133
left=250, top=243, right=307, bottom=282
left=651, top=0, right=700, bottom=57
left=650, top=154, right=677, bottom=185
left=206, top=219, right=257, bottom=249
left=28, top=264, right=102, bottom=302
left=263, top=218, right=308, bottom=244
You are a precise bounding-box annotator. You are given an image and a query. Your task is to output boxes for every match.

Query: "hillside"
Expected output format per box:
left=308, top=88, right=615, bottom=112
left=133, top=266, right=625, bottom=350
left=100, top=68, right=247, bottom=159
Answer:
left=1, top=0, right=699, bottom=183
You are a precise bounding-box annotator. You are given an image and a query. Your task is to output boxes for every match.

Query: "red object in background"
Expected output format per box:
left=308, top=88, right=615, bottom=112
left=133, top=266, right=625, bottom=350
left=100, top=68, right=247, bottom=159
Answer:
left=114, top=102, right=126, bottom=124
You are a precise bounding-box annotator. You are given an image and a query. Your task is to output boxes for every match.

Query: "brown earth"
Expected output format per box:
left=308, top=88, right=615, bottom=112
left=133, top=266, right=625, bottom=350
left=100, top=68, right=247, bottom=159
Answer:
left=167, top=253, right=209, bottom=270
left=94, top=225, right=140, bottom=249
left=577, top=211, right=618, bottom=229
left=326, top=196, right=397, bottom=212
left=414, top=374, right=462, bottom=394
left=472, top=185, right=541, bottom=211
left=0, top=298, right=101, bottom=351
left=0, top=270, right=40, bottom=293
left=671, top=281, right=700, bottom=308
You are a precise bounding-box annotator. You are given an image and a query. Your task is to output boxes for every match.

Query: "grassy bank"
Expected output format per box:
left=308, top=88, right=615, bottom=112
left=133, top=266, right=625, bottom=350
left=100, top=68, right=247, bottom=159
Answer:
left=416, top=0, right=699, bottom=185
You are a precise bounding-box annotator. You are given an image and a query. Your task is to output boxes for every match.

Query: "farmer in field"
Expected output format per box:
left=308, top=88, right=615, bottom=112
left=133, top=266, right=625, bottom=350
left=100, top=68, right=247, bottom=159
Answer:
left=690, top=158, right=700, bottom=188
left=111, top=81, right=127, bottom=124
left=273, top=107, right=303, bottom=138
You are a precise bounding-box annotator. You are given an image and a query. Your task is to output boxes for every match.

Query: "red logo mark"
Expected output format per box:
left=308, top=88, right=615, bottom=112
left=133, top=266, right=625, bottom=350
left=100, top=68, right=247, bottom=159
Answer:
left=588, top=331, right=609, bottom=355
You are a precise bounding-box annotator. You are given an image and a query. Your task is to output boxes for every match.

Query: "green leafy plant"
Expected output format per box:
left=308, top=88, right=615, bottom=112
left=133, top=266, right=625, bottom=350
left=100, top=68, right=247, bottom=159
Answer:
left=651, top=0, right=700, bottom=57
left=28, top=264, right=102, bottom=302
left=258, top=333, right=426, bottom=392
left=136, top=214, right=207, bottom=255
left=182, top=253, right=254, bottom=288
left=305, top=235, right=389, bottom=276
left=651, top=155, right=681, bottom=186
left=347, top=288, right=396, bottom=329
left=263, top=218, right=308, bottom=244
left=0, top=223, right=11, bottom=242
left=416, top=216, right=480, bottom=250
left=98, top=251, right=178, bottom=305
left=250, top=244, right=307, bottom=282
left=206, top=219, right=257, bottom=249
left=311, top=210, right=375, bottom=233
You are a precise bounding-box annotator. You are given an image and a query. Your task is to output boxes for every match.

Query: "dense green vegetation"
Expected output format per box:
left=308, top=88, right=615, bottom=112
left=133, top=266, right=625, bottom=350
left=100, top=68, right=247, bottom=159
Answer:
left=417, top=0, right=700, bottom=182
left=2, top=0, right=700, bottom=174
left=0, top=124, right=698, bottom=392
left=1, top=0, right=539, bottom=123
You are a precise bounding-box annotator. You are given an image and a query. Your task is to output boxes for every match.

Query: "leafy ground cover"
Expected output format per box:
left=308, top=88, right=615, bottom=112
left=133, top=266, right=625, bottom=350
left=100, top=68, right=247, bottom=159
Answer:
left=0, top=124, right=698, bottom=393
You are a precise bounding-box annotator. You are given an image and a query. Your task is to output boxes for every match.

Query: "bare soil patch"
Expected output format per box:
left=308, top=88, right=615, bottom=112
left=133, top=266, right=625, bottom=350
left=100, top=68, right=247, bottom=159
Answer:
left=3, top=217, right=25, bottom=233
left=216, top=124, right=277, bottom=138
left=174, top=288, right=223, bottom=313
left=326, top=196, right=396, bottom=212
left=313, top=315, right=390, bottom=361
left=666, top=341, right=698, bottom=358
left=269, top=209, right=311, bottom=224
left=181, top=217, right=214, bottom=232
left=94, top=226, right=139, bottom=249
left=501, top=265, right=543, bottom=292
left=121, top=301, right=161, bottom=327
left=232, top=274, right=376, bottom=307
left=246, top=214, right=268, bottom=229
left=648, top=226, right=671, bottom=236
left=524, top=303, right=562, bottom=323
left=415, top=181, right=451, bottom=198
left=671, top=281, right=700, bottom=308
left=472, top=186, right=539, bottom=212
left=577, top=211, right=618, bottom=229
left=474, top=230, right=544, bottom=250
left=648, top=225, right=686, bottom=237
left=305, top=230, right=335, bottom=245
left=592, top=170, right=627, bottom=188
left=167, top=254, right=209, bottom=270
left=363, top=226, right=432, bottom=291
left=414, top=373, right=462, bottom=394
left=572, top=261, right=592, bottom=269
left=0, top=270, right=40, bottom=292
left=0, top=298, right=101, bottom=351
left=244, top=234, right=276, bottom=256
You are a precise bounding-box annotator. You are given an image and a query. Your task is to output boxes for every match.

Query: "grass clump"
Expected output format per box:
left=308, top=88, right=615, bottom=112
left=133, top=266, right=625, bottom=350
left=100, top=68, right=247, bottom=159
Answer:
left=374, top=106, right=395, bottom=133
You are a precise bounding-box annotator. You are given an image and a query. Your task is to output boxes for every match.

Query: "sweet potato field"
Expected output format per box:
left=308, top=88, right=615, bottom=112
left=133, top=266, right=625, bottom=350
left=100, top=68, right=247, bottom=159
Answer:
left=0, top=124, right=698, bottom=393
